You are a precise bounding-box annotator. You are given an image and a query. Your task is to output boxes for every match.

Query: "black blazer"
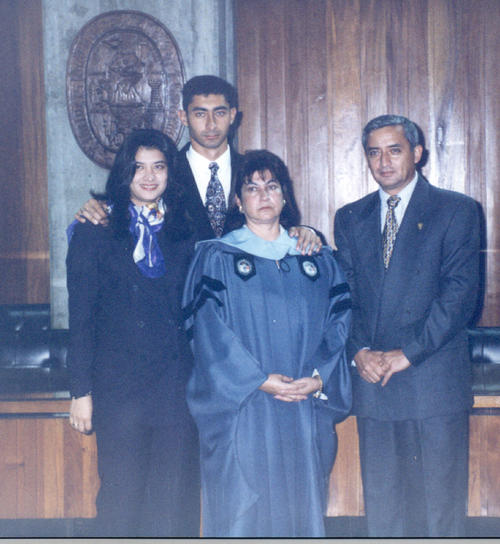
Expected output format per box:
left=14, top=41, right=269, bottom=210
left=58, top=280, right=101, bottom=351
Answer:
left=66, top=221, right=195, bottom=424
left=334, top=176, right=481, bottom=420
left=175, top=143, right=242, bottom=241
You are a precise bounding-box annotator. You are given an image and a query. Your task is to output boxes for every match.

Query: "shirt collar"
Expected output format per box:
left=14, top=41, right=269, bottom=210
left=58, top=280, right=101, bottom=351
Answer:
left=378, top=172, right=419, bottom=231
left=186, top=144, right=231, bottom=170
left=186, top=145, right=232, bottom=204
left=212, top=225, right=301, bottom=259
left=378, top=171, right=418, bottom=206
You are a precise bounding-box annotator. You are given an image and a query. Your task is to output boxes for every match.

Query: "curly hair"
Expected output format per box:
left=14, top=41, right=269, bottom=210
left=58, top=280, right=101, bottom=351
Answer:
left=225, top=149, right=301, bottom=232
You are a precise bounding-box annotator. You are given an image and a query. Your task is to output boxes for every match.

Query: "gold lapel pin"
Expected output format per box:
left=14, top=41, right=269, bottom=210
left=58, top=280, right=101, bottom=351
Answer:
left=417, top=222, right=424, bottom=230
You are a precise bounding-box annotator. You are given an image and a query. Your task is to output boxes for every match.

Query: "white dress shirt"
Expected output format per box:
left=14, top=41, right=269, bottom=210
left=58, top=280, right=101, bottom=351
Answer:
left=378, top=172, right=418, bottom=231
left=185, top=145, right=232, bottom=207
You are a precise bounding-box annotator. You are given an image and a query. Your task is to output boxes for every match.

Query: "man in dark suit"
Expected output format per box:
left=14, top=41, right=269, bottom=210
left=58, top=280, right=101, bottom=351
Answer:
left=334, top=114, right=480, bottom=537
left=175, top=74, right=240, bottom=240
left=78, top=75, right=320, bottom=250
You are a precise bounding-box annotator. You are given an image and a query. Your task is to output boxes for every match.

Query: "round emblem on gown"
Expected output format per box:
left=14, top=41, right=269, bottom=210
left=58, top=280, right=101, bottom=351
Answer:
left=236, top=258, right=253, bottom=276
left=302, top=260, right=318, bottom=278
left=233, top=253, right=256, bottom=280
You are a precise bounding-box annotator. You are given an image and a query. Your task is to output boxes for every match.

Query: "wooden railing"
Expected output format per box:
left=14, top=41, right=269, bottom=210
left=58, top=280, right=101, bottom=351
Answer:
left=0, top=393, right=499, bottom=519
left=0, top=393, right=98, bottom=519
left=328, top=396, right=500, bottom=517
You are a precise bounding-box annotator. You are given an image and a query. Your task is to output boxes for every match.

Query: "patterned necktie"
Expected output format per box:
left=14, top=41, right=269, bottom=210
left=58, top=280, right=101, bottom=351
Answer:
left=206, top=162, right=226, bottom=237
left=383, top=195, right=401, bottom=269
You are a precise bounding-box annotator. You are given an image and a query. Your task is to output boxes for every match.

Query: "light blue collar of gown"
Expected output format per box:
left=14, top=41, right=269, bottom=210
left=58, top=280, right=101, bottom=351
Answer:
left=219, top=225, right=301, bottom=259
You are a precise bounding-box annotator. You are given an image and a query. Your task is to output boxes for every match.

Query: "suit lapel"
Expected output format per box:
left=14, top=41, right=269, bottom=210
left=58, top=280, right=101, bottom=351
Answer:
left=176, top=144, right=214, bottom=239
left=355, top=192, right=385, bottom=296
left=353, top=178, right=431, bottom=341
left=227, top=148, right=240, bottom=206
left=382, top=176, right=431, bottom=307
left=177, top=144, right=241, bottom=240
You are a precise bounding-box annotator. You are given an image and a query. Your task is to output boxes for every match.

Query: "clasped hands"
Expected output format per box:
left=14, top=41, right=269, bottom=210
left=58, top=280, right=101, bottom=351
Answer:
left=354, top=348, right=411, bottom=386
left=259, top=373, right=321, bottom=402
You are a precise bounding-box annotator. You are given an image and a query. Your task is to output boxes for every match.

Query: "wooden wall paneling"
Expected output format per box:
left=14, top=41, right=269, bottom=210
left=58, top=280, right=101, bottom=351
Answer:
left=297, top=0, right=331, bottom=238
left=0, top=0, right=24, bottom=304
left=462, top=1, right=486, bottom=202
left=327, top=416, right=364, bottom=516
left=462, top=1, right=490, bottom=327
left=329, top=0, right=365, bottom=243
left=235, top=0, right=265, bottom=150
left=63, top=423, right=85, bottom=517
left=0, top=0, right=48, bottom=304
left=17, top=419, right=39, bottom=517
left=359, top=1, right=390, bottom=122
left=332, top=404, right=500, bottom=518
left=386, top=0, right=430, bottom=128
left=40, top=419, right=65, bottom=517
left=468, top=413, right=482, bottom=516
left=0, top=420, right=19, bottom=518
left=0, top=399, right=99, bottom=519
left=478, top=0, right=500, bottom=326
left=468, top=413, right=500, bottom=517
left=283, top=0, right=310, bottom=226
left=481, top=413, right=500, bottom=517
left=261, top=0, right=287, bottom=161
left=80, top=432, right=99, bottom=517
left=426, top=1, right=467, bottom=193
left=63, top=424, right=99, bottom=518
left=330, top=410, right=500, bottom=518
left=18, top=0, right=49, bottom=304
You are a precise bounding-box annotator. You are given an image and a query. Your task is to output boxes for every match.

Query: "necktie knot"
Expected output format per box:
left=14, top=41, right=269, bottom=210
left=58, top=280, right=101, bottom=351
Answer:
left=209, top=162, right=219, bottom=176
left=387, top=195, right=401, bottom=210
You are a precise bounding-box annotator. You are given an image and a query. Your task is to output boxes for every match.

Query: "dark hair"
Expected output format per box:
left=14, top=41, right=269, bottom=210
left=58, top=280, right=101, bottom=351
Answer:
left=225, top=149, right=301, bottom=232
left=94, top=129, right=191, bottom=241
left=182, top=75, right=238, bottom=111
left=362, top=114, right=420, bottom=151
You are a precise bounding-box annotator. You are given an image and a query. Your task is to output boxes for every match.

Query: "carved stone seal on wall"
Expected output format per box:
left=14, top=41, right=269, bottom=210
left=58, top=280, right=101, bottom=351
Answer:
left=66, top=10, right=185, bottom=169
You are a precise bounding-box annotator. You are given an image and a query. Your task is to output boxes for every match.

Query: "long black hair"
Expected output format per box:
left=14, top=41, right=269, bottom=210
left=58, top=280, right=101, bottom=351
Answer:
left=225, top=149, right=301, bottom=232
left=93, top=129, right=191, bottom=241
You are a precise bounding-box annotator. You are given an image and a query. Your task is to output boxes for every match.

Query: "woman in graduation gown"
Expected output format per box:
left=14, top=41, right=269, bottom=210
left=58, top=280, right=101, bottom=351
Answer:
left=66, top=129, right=199, bottom=537
left=183, top=149, right=352, bottom=537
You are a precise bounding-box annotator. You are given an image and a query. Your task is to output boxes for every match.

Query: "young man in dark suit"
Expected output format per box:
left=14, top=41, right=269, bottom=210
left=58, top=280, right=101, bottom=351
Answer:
left=78, top=75, right=321, bottom=250
left=175, top=75, right=239, bottom=240
left=334, top=114, right=480, bottom=537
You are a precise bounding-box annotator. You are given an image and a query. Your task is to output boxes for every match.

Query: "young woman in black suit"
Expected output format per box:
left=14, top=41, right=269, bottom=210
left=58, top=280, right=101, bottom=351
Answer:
left=66, top=129, right=199, bottom=537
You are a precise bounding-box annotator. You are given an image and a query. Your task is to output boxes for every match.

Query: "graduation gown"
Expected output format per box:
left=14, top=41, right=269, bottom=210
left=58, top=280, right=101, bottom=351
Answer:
left=182, top=227, right=352, bottom=537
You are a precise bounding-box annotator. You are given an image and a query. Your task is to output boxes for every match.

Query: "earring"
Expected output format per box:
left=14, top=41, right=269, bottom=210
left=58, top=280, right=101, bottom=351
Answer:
left=239, top=205, right=243, bottom=213
left=282, top=199, right=286, bottom=206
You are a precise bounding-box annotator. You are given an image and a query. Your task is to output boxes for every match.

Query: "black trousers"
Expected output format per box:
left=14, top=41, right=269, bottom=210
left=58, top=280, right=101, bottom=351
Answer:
left=357, top=412, right=469, bottom=537
left=93, top=397, right=200, bottom=537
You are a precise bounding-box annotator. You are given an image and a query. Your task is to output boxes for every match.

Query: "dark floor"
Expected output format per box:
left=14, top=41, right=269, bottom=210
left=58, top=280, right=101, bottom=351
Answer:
left=325, top=516, right=500, bottom=538
left=0, top=516, right=499, bottom=538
